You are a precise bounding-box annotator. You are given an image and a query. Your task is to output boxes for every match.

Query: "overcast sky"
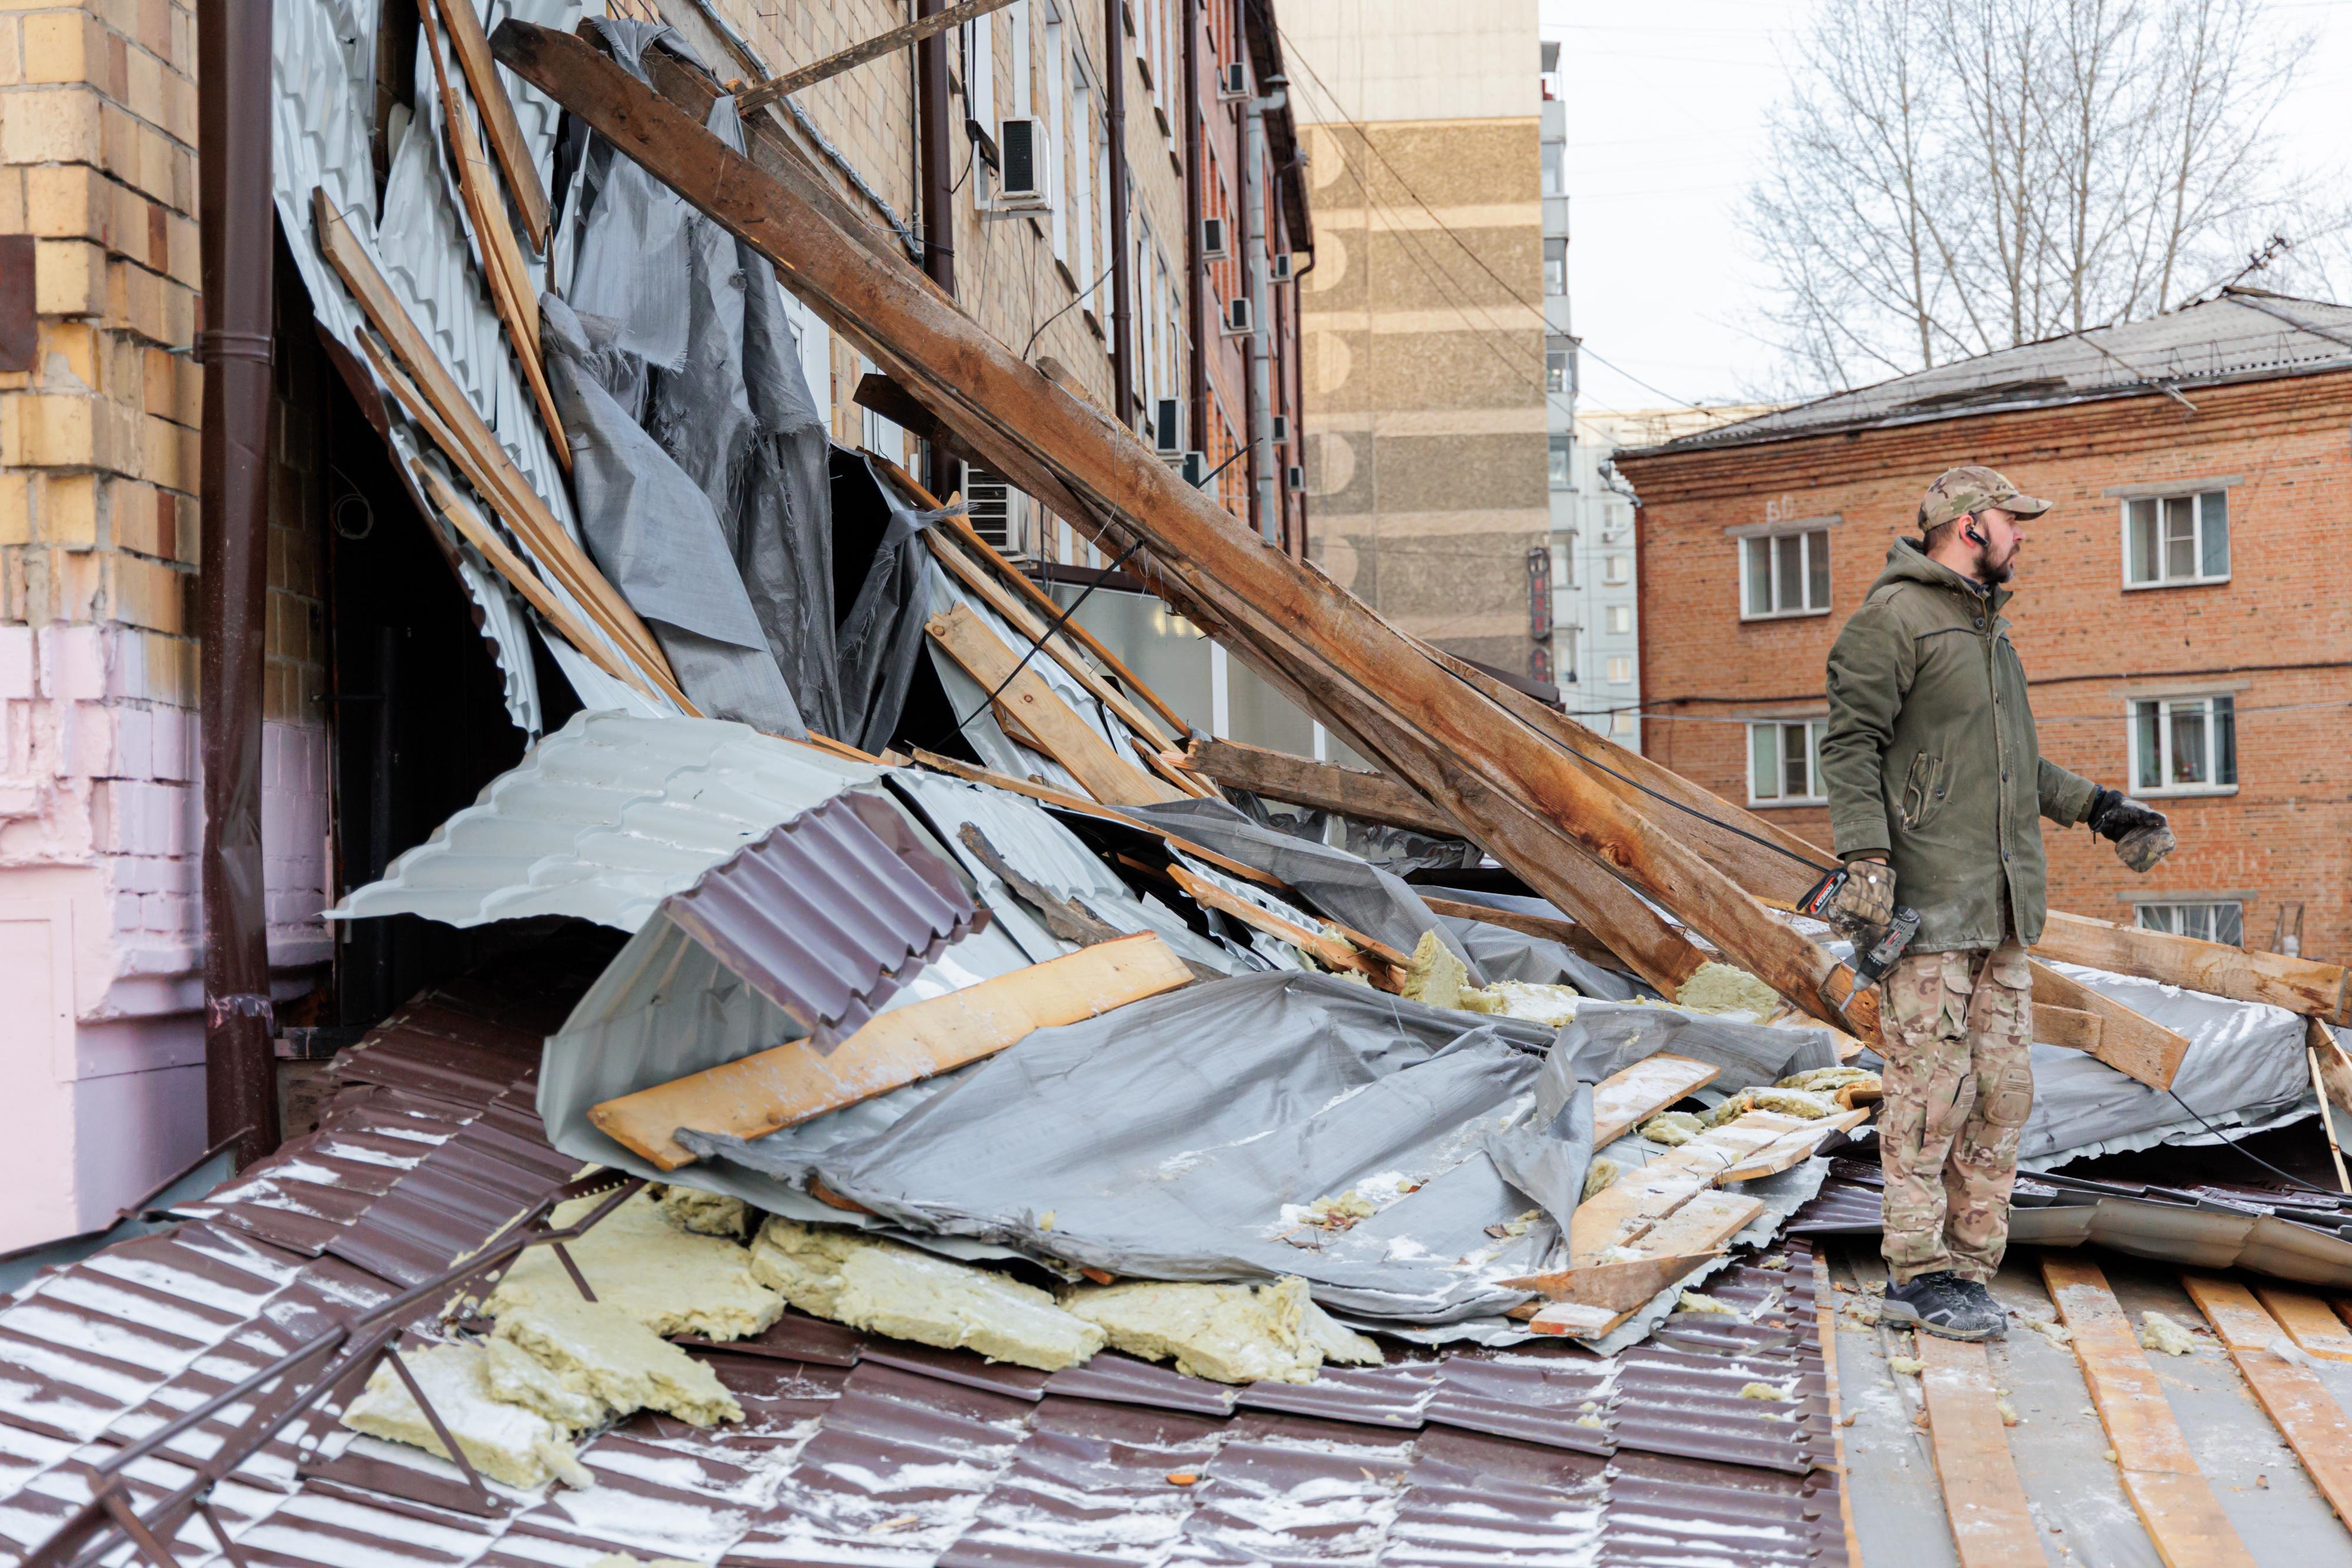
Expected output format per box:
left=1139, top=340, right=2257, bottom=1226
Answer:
left=1543, top=0, right=2352, bottom=414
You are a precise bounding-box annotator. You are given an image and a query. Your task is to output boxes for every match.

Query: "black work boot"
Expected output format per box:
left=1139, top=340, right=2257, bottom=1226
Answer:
left=1880, top=1270, right=2005, bottom=1341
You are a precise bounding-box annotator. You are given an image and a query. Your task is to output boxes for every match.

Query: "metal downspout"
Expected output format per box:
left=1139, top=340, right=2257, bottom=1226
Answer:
left=916, top=0, right=956, bottom=493
left=1181, top=0, right=1205, bottom=463
left=1243, top=77, right=1284, bottom=541
left=197, top=0, right=280, bottom=1165
left=1105, top=0, right=1134, bottom=428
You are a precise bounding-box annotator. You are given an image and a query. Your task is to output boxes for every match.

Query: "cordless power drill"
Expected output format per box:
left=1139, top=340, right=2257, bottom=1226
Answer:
left=1797, top=866, right=1922, bottom=988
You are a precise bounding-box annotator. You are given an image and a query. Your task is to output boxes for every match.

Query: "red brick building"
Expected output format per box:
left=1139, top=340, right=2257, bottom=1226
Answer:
left=1615, top=292, right=2352, bottom=963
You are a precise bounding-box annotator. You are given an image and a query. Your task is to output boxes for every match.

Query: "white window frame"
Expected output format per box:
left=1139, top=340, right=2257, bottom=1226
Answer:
left=1071, top=75, right=1095, bottom=289
left=2136, top=900, right=2244, bottom=945
left=1605, top=656, right=1632, bottom=685
left=1008, top=0, right=1033, bottom=115
left=1748, top=718, right=1828, bottom=807
left=1044, top=9, right=1067, bottom=255
left=1605, top=603, right=1632, bottom=636
left=1738, top=527, right=1830, bottom=620
left=2121, top=489, right=2230, bottom=589
left=2127, top=694, right=2238, bottom=797
left=967, top=10, right=997, bottom=200
left=1547, top=434, right=1571, bottom=490
left=1603, top=553, right=1629, bottom=586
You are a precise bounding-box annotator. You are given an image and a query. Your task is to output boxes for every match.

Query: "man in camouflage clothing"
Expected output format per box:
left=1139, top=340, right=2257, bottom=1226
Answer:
left=1820, top=466, right=2177, bottom=1340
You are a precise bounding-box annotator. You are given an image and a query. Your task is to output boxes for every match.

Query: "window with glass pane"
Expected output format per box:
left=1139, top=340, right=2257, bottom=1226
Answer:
left=1548, top=435, right=1571, bottom=489
left=1546, top=335, right=1572, bottom=393
left=2139, top=901, right=2244, bottom=945
left=2123, top=489, right=2230, bottom=586
left=1749, top=719, right=1824, bottom=803
left=1740, top=529, right=1829, bottom=617
left=1607, top=656, right=1632, bottom=683
left=1606, top=604, right=1632, bottom=634
left=1544, top=238, right=1567, bottom=295
left=1542, top=139, right=1564, bottom=195
left=1605, top=554, right=1629, bottom=584
left=2130, top=695, right=2237, bottom=790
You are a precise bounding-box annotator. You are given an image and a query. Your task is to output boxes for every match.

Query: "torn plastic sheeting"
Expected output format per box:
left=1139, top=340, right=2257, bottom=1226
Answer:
left=656, top=790, right=988, bottom=1049
left=566, top=20, right=846, bottom=737
left=886, top=769, right=1239, bottom=975
left=833, top=455, right=946, bottom=754
left=677, top=971, right=1570, bottom=1325
left=1549, top=1000, right=1842, bottom=1101
left=1219, top=784, right=1484, bottom=877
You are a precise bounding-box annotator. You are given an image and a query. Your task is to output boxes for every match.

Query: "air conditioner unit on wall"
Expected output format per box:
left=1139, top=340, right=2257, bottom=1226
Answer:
left=1269, top=252, right=1294, bottom=282
left=1217, top=61, right=1248, bottom=99
left=1179, top=450, right=1208, bottom=487
left=1270, top=414, right=1288, bottom=444
left=995, top=117, right=1047, bottom=204
left=964, top=466, right=1032, bottom=557
left=1285, top=464, right=1305, bottom=492
left=1154, top=398, right=1183, bottom=456
left=1201, top=216, right=1228, bottom=259
left=1224, top=296, right=1253, bottom=335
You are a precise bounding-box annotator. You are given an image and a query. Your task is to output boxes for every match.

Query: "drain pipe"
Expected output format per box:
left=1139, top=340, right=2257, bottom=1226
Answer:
left=1242, top=72, right=1285, bottom=541
left=196, top=0, right=280, bottom=1165
left=1105, top=0, right=1134, bottom=428
left=1181, top=0, right=1205, bottom=463
left=915, top=0, right=955, bottom=493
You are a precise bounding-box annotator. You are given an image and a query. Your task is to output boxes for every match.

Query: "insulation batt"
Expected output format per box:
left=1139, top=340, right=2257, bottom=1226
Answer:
left=2139, top=1311, right=2198, bottom=1356
left=1064, top=1276, right=1384, bottom=1385
left=484, top=1336, right=607, bottom=1429
left=749, top=1218, right=1105, bottom=1370
left=1640, top=1111, right=1705, bottom=1146
left=493, top=1288, right=744, bottom=1426
left=1673, top=962, right=1783, bottom=1019
left=340, top=1342, right=591, bottom=1489
left=1581, top=1158, right=1621, bottom=1200
left=653, top=1183, right=750, bottom=1238
left=487, top=1191, right=784, bottom=1341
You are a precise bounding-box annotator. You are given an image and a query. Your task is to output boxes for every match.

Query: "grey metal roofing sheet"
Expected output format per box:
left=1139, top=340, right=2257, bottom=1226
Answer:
left=329, top=710, right=881, bottom=931
left=1643, top=292, right=2352, bottom=453
left=658, top=790, right=988, bottom=1049
left=1, top=955, right=1858, bottom=1568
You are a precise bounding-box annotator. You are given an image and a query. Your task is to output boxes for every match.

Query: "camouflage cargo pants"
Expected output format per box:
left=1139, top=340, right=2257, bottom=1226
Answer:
left=1877, top=933, right=2034, bottom=1283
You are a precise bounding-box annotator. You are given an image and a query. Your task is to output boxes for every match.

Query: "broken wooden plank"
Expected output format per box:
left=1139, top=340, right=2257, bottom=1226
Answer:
left=1162, top=863, right=1396, bottom=987
left=365, top=340, right=693, bottom=713
left=925, top=605, right=1180, bottom=808
left=436, top=0, right=551, bottom=250
left=1499, top=1251, right=1723, bottom=1311
left=2041, top=1252, right=2259, bottom=1568
left=590, top=933, right=1194, bottom=1168
left=734, top=0, right=1018, bottom=114
left=1712, top=1108, right=1872, bottom=1183
left=492, top=19, right=1883, bottom=1043
left=421, top=0, right=566, bottom=465
left=1519, top=1300, right=1622, bottom=1338
left=1913, top=1331, right=2047, bottom=1568
left=1184, top=737, right=1464, bottom=839
left=410, top=463, right=660, bottom=705
left=2183, top=1273, right=2352, bottom=1525
left=1625, top=1189, right=1766, bottom=1259
left=2033, top=1003, right=2101, bottom=1054
left=1591, top=1054, right=1719, bottom=1146
left=1416, top=894, right=1624, bottom=970
left=2028, top=962, right=2189, bottom=1091
left=2257, top=1285, right=2352, bottom=1362
left=2042, top=910, right=2351, bottom=1024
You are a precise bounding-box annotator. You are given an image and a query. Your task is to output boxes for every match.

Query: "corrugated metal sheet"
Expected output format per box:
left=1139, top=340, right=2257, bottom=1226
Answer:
left=0, top=958, right=1850, bottom=1568
left=329, top=710, right=880, bottom=931
left=1648, top=293, right=2352, bottom=453
left=660, top=790, right=987, bottom=1048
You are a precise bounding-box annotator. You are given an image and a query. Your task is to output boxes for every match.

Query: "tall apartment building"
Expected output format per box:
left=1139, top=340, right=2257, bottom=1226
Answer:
left=0, top=0, right=1307, bottom=1245
left=1287, top=0, right=1551, bottom=677
left=1616, top=296, right=2352, bottom=961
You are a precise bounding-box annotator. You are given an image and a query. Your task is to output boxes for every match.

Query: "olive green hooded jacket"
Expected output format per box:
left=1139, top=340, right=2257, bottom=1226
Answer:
left=1821, top=540, right=2099, bottom=952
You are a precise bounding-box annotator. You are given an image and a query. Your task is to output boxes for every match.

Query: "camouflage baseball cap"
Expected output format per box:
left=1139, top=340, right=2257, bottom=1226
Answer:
left=1918, top=466, right=2050, bottom=533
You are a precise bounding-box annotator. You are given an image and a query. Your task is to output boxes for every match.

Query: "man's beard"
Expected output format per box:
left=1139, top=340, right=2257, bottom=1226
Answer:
left=1981, top=542, right=2019, bottom=584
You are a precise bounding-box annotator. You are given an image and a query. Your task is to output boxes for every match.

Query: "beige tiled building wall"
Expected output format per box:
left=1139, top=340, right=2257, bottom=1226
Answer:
left=1287, top=0, right=1548, bottom=671
left=0, top=0, right=329, bottom=1247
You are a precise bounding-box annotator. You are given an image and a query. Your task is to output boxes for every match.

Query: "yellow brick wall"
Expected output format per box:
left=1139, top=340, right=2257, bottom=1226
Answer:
left=0, top=0, right=205, bottom=703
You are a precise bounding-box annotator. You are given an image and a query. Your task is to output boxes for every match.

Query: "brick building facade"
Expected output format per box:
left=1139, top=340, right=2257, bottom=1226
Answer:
left=0, top=0, right=1308, bottom=1248
left=1616, top=295, right=2352, bottom=965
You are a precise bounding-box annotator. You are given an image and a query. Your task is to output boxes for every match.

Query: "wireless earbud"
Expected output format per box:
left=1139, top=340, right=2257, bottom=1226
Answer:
left=1964, top=523, right=1984, bottom=546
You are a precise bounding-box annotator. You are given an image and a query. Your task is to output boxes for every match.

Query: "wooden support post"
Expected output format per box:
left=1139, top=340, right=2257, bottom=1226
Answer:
left=489, top=19, right=1883, bottom=1042
left=1184, top=736, right=1464, bottom=839
left=736, top=0, right=1020, bottom=113
left=435, top=0, right=550, bottom=249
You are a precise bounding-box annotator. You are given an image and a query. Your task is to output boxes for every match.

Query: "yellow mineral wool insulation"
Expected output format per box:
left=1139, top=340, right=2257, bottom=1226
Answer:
left=2139, top=1311, right=2199, bottom=1356
left=1746, top=1087, right=1840, bottom=1119
left=340, top=1342, right=591, bottom=1490
left=487, top=1191, right=784, bottom=1342
left=493, top=1288, right=744, bottom=1427
left=1776, top=1066, right=1878, bottom=1094
left=653, top=1183, right=750, bottom=1238
left=1581, top=1158, right=1621, bottom=1201
left=1674, top=962, right=1783, bottom=1020
left=749, top=1219, right=1106, bottom=1371
left=1301, top=1191, right=1377, bottom=1228
left=484, top=1336, right=607, bottom=1429
left=1064, top=1275, right=1384, bottom=1386
left=1639, top=1111, right=1705, bottom=1146
left=1484, top=980, right=1582, bottom=1027
left=1402, top=931, right=1476, bottom=1011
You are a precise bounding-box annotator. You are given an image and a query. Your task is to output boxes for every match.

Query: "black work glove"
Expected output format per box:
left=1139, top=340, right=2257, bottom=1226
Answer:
left=1829, top=858, right=1897, bottom=937
left=2085, top=787, right=2176, bottom=873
